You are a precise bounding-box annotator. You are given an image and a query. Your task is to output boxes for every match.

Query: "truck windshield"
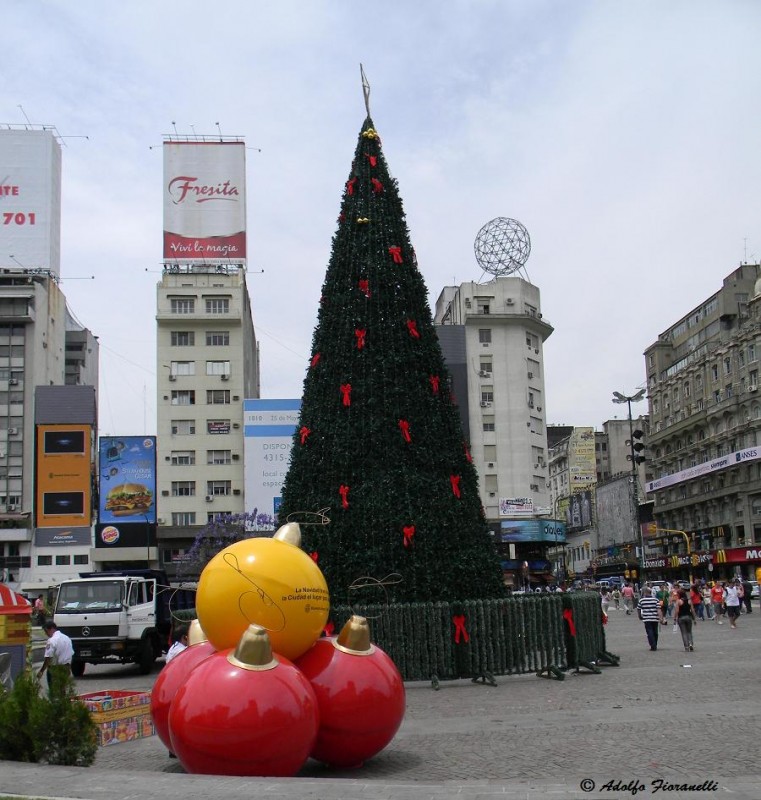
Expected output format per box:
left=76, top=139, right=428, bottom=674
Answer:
left=56, top=581, right=124, bottom=613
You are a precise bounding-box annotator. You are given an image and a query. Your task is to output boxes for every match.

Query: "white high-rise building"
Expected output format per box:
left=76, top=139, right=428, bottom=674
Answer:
left=434, top=276, right=553, bottom=532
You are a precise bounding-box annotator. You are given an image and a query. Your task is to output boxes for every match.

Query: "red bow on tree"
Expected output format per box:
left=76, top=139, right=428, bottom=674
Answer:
left=365, top=153, right=377, bottom=167
left=358, top=279, right=371, bottom=298
left=338, top=212, right=345, bottom=223
left=398, top=419, right=411, bottom=443
left=310, top=551, right=319, bottom=563
left=452, top=614, right=470, bottom=644
left=346, top=177, right=357, bottom=196
left=403, top=525, right=415, bottom=548
left=563, top=608, right=577, bottom=637
left=299, top=426, right=311, bottom=445
left=310, top=352, right=321, bottom=369
left=355, top=328, right=366, bottom=350
left=450, top=474, right=461, bottom=498
left=429, top=375, right=440, bottom=395
left=463, top=442, right=472, bottom=463
left=339, top=484, right=350, bottom=510
left=371, top=178, right=383, bottom=194
left=340, top=383, right=352, bottom=406
left=406, top=319, right=420, bottom=339
left=388, top=246, right=403, bottom=264
left=323, top=620, right=335, bottom=637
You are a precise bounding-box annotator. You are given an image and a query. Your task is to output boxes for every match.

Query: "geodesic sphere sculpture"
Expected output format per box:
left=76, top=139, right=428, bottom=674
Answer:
left=474, top=217, right=531, bottom=276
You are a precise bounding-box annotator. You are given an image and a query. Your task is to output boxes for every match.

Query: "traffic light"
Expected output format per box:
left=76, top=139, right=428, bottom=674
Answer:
left=631, top=429, right=646, bottom=464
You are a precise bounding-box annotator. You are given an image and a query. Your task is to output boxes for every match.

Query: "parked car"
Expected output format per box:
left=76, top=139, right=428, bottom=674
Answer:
left=747, top=580, right=759, bottom=598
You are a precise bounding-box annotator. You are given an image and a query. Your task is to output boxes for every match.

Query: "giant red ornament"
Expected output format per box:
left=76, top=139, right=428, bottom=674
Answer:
left=168, top=624, right=319, bottom=777
left=150, top=619, right=217, bottom=754
left=295, top=615, right=405, bottom=768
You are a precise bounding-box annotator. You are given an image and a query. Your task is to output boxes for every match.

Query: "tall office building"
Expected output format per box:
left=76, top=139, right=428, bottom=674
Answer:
left=155, top=137, right=259, bottom=577
left=644, top=263, right=761, bottom=583
left=434, top=276, right=556, bottom=586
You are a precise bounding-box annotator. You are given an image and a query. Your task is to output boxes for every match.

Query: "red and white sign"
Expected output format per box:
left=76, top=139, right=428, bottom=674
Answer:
left=163, top=141, right=246, bottom=262
left=0, top=130, right=62, bottom=276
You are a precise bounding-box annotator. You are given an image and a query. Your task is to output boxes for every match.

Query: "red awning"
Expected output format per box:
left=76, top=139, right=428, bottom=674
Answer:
left=0, top=583, right=32, bottom=615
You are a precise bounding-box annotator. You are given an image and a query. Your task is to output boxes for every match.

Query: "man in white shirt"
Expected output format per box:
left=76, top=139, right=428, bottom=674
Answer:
left=165, top=623, right=189, bottom=664
left=37, top=621, right=74, bottom=692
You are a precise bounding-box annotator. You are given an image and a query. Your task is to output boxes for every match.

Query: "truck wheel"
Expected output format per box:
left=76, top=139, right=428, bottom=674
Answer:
left=138, top=638, right=155, bottom=675
left=71, top=659, right=86, bottom=678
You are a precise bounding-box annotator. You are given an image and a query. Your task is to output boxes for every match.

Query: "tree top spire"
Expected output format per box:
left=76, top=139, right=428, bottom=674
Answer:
left=360, top=63, right=371, bottom=117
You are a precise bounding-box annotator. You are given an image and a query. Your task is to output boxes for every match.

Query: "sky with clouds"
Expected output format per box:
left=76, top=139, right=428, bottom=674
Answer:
left=4, top=0, right=761, bottom=436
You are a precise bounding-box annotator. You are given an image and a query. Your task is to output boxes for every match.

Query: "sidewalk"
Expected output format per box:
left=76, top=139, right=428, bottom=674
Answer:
left=3, top=608, right=761, bottom=799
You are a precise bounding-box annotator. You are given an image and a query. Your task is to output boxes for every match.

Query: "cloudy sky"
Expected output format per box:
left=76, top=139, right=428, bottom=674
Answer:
left=4, top=0, right=761, bottom=436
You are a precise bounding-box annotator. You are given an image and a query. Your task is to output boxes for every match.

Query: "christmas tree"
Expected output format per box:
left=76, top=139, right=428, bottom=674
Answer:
left=278, top=115, right=505, bottom=605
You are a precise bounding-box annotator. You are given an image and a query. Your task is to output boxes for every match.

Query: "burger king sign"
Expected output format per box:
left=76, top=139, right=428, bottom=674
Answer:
left=100, top=526, right=120, bottom=545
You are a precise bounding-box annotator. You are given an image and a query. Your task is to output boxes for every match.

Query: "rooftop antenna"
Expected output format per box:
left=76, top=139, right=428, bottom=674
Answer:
left=216, top=121, right=223, bottom=140
left=172, top=121, right=179, bottom=137
left=360, top=63, right=371, bottom=116
left=17, top=105, right=32, bottom=127
left=189, top=124, right=198, bottom=141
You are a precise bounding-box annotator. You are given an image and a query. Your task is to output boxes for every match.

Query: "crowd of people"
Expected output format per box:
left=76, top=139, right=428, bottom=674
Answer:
left=598, top=577, right=755, bottom=653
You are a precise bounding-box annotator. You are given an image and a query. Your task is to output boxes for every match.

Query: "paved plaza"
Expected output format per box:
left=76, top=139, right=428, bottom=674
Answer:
left=2, top=603, right=760, bottom=799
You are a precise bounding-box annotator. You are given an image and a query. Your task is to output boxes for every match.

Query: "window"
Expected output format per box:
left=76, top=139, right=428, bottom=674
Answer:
left=171, top=390, right=195, bottom=406
left=55, top=554, right=71, bottom=566
left=481, top=389, right=494, bottom=404
left=171, top=331, right=195, bottom=346
left=528, top=391, right=535, bottom=409
left=172, top=481, right=196, bottom=497
left=750, top=343, right=757, bottom=362
left=479, top=360, right=492, bottom=373
left=206, top=297, right=230, bottom=314
left=711, top=364, right=718, bottom=382
left=170, top=450, right=196, bottom=465
left=170, top=298, right=195, bottom=314
left=207, top=512, right=232, bottom=523
left=740, top=349, right=746, bottom=367
left=206, top=360, right=231, bottom=376
left=724, top=357, right=732, bottom=375
left=170, top=361, right=195, bottom=376
left=483, top=416, right=495, bottom=432
left=207, top=449, right=232, bottom=465
left=206, top=331, right=230, bottom=346
left=73, top=554, right=89, bottom=565
left=483, top=445, right=496, bottom=462
left=207, top=480, right=231, bottom=496
left=478, top=329, right=491, bottom=344
left=207, top=389, right=231, bottom=404
left=171, top=419, right=196, bottom=435
left=477, top=301, right=490, bottom=314
left=37, top=555, right=52, bottom=566
left=172, top=512, right=196, bottom=526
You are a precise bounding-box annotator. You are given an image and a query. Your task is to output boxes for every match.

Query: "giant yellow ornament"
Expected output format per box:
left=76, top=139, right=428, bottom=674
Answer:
left=196, top=523, right=330, bottom=661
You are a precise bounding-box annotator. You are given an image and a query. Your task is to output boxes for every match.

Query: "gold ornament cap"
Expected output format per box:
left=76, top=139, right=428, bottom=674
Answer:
left=334, top=615, right=375, bottom=656
left=187, top=618, right=209, bottom=647
left=227, top=624, right=279, bottom=671
left=273, top=522, right=302, bottom=547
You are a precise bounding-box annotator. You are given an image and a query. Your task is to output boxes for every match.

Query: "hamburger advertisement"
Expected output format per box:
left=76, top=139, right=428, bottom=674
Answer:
left=98, top=436, right=157, bottom=525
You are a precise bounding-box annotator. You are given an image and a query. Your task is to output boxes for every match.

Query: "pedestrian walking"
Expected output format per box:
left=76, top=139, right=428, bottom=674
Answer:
left=725, top=579, right=742, bottom=629
left=702, top=585, right=714, bottom=619
left=37, top=621, right=74, bottom=693
left=600, top=589, right=611, bottom=617
left=673, top=587, right=697, bottom=651
left=742, top=579, right=753, bottom=614
left=611, top=587, right=621, bottom=611
left=637, top=586, right=663, bottom=651
left=621, top=582, right=635, bottom=615
left=710, top=581, right=725, bottom=624
left=690, top=584, right=705, bottom=620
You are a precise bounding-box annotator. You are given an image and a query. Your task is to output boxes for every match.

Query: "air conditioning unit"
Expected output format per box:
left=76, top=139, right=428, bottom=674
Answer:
left=537, top=313, right=542, bottom=319
left=221, top=374, right=230, bottom=381
left=205, top=495, right=214, bottom=503
left=480, top=401, right=491, bottom=408
left=157, top=518, right=165, bottom=524
left=506, top=298, right=514, bottom=305
left=7, top=504, right=18, bottom=511
left=534, top=349, right=539, bottom=354
left=8, top=378, right=18, bottom=385
left=8, top=428, right=18, bottom=436
left=233, top=422, right=240, bottom=429
left=537, top=406, right=542, bottom=412
left=171, top=427, right=178, bottom=434
left=487, top=462, right=494, bottom=468
left=527, top=372, right=533, bottom=378
left=749, top=385, right=758, bottom=392
left=233, top=395, right=239, bottom=401
left=161, top=490, right=169, bottom=496
left=233, top=489, right=241, bottom=495
left=232, top=453, right=240, bottom=461
left=168, top=374, right=176, bottom=381
left=488, top=492, right=496, bottom=497
left=478, top=370, right=492, bottom=378
left=482, top=342, right=490, bottom=347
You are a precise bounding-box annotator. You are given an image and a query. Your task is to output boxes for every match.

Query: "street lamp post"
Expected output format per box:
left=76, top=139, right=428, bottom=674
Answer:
left=612, top=388, right=647, bottom=583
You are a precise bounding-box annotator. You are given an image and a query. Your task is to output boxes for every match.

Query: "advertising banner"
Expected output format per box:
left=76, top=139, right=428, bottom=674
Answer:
left=163, top=141, right=246, bottom=262
left=0, top=129, right=62, bottom=276
left=98, top=436, right=157, bottom=524
left=34, top=527, right=92, bottom=547
left=646, top=445, right=761, bottom=493
left=499, top=519, right=566, bottom=544
left=35, top=425, right=92, bottom=528
left=569, top=427, right=596, bottom=493
left=498, top=497, right=534, bottom=517
left=565, top=490, right=594, bottom=532
left=95, top=522, right=156, bottom=550
left=244, top=399, right=301, bottom=529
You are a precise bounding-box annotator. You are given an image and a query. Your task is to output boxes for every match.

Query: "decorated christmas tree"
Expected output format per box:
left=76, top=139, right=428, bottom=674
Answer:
left=278, top=113, right=505, bottom=605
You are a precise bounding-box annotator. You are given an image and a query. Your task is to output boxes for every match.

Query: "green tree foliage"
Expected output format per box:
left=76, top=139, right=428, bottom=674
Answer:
left=278, top=117, right=505, bottom=605
left=0, top=669, right=97, bottom=766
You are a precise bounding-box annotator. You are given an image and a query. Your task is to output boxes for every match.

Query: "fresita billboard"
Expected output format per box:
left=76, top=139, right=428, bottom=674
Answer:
left=163, top=141, right=246, bottom=262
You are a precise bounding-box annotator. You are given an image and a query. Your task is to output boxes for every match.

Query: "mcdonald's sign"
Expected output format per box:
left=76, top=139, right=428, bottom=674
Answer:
left=715, top=550, right=727, bottom=563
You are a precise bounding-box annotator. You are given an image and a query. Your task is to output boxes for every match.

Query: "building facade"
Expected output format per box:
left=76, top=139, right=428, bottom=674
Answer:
left=644, top=263, right=761, bottom=583
left=434, top=276, right=559, bottom=587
